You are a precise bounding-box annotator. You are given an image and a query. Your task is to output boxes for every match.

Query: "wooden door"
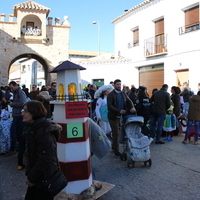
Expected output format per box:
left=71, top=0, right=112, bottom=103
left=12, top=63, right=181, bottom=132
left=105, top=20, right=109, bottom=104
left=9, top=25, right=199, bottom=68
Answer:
left=139, top=69, right=164, bottom=96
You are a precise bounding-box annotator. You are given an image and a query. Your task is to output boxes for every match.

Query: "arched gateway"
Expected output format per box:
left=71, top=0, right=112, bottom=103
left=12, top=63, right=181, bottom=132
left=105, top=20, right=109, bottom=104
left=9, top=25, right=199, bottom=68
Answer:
left=0, top=0, right=70, bottom=86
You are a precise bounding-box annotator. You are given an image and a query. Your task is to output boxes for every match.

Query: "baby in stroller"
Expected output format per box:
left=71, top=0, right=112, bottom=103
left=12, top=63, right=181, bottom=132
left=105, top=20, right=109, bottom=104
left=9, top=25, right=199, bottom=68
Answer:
left=121, top=115, right=153, bottom=168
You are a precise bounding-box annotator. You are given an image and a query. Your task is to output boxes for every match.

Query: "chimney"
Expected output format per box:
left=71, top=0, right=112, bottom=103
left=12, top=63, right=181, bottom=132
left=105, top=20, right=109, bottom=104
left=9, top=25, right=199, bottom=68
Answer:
left=55, top=18, right=60, bottom=25
left=47, top=17, right=53, bottom=25
left=0, top=13, right=6, bottom=22
left=9, top=14, right=14, bottom=22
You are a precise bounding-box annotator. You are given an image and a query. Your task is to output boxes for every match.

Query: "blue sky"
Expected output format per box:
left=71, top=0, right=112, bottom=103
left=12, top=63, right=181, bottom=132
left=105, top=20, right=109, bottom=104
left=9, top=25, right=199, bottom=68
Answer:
left=2, top=0, right=144, bottom=53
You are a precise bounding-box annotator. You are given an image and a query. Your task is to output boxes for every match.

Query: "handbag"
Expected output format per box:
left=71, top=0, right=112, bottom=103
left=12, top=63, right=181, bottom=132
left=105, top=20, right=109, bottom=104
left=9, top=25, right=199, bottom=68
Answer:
left=44, top=170, right=68, bottom=198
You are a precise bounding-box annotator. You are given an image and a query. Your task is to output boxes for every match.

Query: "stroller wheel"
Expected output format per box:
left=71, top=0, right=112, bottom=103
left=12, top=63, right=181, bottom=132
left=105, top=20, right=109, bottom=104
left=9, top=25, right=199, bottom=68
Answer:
left=127, top=160, right=135, bottom=168
left=120, top=152, right=127, bottom=161
left=148, top=158, right=152, bottom=167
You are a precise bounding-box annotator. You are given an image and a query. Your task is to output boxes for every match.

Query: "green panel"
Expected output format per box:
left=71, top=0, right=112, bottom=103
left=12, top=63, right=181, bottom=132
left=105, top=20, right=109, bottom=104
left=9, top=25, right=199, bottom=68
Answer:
left=93, top=79, right=104, bottom=87
left=67, top=122, right=83, bottom=138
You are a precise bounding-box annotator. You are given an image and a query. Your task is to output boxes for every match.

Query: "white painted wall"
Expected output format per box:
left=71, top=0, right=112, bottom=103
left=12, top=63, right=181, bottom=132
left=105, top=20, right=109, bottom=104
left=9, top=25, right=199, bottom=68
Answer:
left=113, top=0, right=200, bottom=92
left=79, top=60, right=139, bottom=88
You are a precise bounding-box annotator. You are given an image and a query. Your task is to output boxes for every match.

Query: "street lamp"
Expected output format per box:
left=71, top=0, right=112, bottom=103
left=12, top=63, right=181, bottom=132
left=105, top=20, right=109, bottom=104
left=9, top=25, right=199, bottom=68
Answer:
left=92, top=21, right=100, bottom=56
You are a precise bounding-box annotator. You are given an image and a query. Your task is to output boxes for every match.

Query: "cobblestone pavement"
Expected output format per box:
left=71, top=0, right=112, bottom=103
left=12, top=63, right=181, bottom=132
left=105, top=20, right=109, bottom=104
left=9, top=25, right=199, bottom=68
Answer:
left=1, top=134, right=200, bottom=200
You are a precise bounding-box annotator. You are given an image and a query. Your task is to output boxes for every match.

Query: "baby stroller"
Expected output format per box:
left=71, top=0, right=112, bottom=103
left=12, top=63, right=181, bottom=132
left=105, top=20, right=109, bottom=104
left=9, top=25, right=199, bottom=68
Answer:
left=120, top=115, right=153, bottom=168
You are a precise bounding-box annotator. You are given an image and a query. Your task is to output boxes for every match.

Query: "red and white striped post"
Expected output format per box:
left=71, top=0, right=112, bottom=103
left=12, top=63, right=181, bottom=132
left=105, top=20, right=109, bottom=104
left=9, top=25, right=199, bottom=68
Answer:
left=50, top=61, right=92, bottom=194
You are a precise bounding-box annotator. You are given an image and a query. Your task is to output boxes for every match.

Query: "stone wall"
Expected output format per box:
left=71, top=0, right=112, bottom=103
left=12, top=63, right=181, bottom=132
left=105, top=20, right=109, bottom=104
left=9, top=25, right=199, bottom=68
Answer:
left=0, top=21, right=70, bottom=86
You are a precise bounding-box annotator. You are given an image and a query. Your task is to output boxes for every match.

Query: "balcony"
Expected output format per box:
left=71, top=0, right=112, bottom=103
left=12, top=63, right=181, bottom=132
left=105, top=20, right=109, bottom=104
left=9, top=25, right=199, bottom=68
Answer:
left=145, top=34, right=168, bottom=57
left=21, top=27, right=42, bottom=36
left=179, top=22, right=200, bottom=35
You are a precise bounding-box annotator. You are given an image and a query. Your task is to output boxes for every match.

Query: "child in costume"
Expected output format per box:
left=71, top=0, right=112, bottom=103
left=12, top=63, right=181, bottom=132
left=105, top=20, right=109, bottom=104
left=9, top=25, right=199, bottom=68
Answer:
left=163, top=105, right=176, bottom=141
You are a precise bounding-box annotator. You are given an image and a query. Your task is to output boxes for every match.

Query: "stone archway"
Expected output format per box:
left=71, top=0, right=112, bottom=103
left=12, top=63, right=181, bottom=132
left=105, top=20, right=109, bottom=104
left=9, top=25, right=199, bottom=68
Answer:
left=0, top=1, right=70, bottom=86
left=9, top=53, right=51, bottom=86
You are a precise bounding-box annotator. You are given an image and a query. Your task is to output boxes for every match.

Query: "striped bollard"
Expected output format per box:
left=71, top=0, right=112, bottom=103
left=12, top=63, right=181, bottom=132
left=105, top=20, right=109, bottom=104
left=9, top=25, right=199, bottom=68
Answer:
left=53, top=101, right=92, bottom=194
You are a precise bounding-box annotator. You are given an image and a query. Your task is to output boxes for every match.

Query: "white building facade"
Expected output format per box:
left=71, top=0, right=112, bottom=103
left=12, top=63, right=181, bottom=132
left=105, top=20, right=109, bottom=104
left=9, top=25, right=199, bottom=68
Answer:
left=9, top=58, right=45, bottom=90
left=78, top=58, right=139, bottom=88
left=112, top=0, right=200, bottom=94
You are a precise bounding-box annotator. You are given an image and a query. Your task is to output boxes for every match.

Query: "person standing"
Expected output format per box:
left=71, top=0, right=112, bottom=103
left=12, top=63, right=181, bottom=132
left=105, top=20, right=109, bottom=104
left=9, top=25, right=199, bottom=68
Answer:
left=22, top=84, right=30, bottom=97
left=36, top=87, right=53, bottom=118
left=128, top=86, right=137, bottom=105
left=135, top=86, right=152, bottom=136
left=171, top=86, right=181, bottom=118
left=5, top=81, right=27, bottom=170
left=197, top=83, right=200, bottom=92
left=182, top=91, right=200, bottom=145
left=150, top=84, right=171, bottom=144
left=0, top=109, right=12, bottom=155
left=107, top=79, right=136, bottom=156
left=0, top=88, right=6, bottom=110
left=88, top=84, right=97, bottom=119
left=21, top=101, right=66, bottom=200
left=48, top=82, right=57, bottom=118
left=171, top=86, right=181, bottom=135
left=29, top=85, right=39, bottom=100
left=4, top=86, right=12, bottom=102
left=180, top=82, right=191, bottom=119
left=95, top=89, right=111, bottom=136
left=163, top=106, right=176, bottom=141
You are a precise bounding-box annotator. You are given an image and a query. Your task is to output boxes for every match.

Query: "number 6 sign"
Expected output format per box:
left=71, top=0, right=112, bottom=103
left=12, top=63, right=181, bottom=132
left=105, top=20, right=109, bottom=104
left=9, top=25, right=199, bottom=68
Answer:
left=67, top=122, right=83, bottom=138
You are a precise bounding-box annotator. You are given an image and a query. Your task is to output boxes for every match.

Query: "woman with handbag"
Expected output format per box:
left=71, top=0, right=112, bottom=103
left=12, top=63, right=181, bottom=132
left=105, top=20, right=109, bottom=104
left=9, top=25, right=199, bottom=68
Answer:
left=21, top=100, right=67, bottom=200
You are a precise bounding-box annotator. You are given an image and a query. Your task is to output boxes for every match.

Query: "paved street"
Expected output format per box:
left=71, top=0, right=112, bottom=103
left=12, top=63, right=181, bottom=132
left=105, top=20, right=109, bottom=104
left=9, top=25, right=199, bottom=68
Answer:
left=1, top=134, right=200, bottom=200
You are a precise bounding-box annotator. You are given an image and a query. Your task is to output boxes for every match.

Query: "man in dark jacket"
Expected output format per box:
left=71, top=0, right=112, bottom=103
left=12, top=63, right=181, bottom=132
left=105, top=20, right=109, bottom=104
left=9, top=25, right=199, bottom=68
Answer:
left=107, top=79, right=136, bottom=156
left=150, top=84, right=171, bottom=144
left=29, top=85, right=39, bottom=100
left=5, top=81, right=27, bottom=170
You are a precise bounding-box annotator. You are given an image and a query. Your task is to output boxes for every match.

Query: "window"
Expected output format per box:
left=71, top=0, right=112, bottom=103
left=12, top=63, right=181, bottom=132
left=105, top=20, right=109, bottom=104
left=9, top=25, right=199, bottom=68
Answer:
left=128, top=27, right=139, bottom=48
left=37, top=65, right=43, bottom=72
left=21, top=65, right=26, bottom=73
left=133, top=28, right=139, bottom=46
left=185, top=6, right=199, bottom=32
left=155, top=19, right=164, bottom=53
left=26, top=22, right=34, bottom=30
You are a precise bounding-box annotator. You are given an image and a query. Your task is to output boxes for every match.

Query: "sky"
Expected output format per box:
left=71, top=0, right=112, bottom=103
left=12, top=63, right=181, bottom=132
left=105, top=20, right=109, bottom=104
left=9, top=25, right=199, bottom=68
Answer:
left=2, top=0, right=144, bottom=53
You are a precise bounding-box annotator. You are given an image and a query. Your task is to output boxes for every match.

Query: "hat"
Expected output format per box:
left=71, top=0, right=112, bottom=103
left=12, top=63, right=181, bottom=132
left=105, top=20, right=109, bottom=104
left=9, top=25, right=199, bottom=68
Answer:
left=94, top=84, right=114, bottom=99
left=168, top=105, right=174, bottom=111
left=138, top=86, right=146, bottom=91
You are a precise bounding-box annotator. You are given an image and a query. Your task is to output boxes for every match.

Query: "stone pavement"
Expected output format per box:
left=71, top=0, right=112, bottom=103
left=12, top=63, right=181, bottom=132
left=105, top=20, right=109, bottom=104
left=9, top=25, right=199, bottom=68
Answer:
left=1, top=134, right=200, bottom=200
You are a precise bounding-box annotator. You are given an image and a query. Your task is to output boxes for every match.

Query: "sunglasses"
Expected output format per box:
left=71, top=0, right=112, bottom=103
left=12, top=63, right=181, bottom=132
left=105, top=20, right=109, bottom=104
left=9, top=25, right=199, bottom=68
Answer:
left=21, top=109, right=29, bottom=113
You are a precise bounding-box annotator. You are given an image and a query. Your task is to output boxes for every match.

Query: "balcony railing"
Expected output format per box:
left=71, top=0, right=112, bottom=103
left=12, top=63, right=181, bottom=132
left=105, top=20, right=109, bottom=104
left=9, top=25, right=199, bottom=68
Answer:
left=145, top=34, right=168, bottom=56
left=179, top=21, right=200, bottom=35
left=21, top=27, right=42, bottom=36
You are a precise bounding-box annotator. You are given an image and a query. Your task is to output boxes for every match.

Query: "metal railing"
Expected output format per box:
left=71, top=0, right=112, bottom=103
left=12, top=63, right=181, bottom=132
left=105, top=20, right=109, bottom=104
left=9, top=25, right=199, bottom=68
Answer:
left=52, top=94, right=90, bottom=102
left=179, top=21, right=200, bottom=35
left=21, top=28, right=42, bottom=36
left=145, top=34, right=168, bottom=56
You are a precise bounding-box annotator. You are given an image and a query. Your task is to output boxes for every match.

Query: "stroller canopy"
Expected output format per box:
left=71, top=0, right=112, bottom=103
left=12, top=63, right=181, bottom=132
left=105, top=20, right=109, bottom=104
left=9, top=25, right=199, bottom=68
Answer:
left=125, top=116, right=144, bottom=127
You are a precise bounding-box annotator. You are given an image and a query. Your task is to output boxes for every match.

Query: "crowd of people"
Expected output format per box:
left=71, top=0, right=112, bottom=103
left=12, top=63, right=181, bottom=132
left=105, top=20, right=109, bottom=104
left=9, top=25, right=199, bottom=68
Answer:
left=0, top=81, right=57, bottom=158
left=89, top=80, right=200, bottom=158
left=0, top=80, right=194, bottom=153
left=1, top=79, right=200, bottom=199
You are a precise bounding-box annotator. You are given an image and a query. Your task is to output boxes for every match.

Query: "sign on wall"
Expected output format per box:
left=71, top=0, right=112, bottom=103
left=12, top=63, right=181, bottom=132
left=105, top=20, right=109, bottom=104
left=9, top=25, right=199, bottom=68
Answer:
left=65, top=101, right=88, bottom=119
